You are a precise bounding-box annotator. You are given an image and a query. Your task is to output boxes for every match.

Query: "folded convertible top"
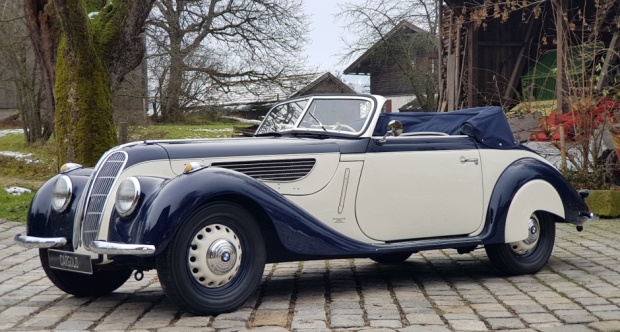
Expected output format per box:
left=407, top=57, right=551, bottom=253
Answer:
left=373, top=106, right=519, bottom=149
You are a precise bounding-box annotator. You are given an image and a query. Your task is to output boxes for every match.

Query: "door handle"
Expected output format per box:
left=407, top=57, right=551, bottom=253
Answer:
left=460, top=156, right=479, bottom=165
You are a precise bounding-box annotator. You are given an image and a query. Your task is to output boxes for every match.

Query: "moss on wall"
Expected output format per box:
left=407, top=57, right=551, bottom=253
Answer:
left=585, top=190, right=620, bottom=218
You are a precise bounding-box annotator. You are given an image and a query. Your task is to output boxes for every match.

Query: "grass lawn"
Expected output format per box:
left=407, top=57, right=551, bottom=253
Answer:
left=0, top=122, right=247, bottom=223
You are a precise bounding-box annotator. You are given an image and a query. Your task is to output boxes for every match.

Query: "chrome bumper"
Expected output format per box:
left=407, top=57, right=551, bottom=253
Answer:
left=90, top=241, right=156, bottom=255
left=14, top=234, right=67, bottom=249
left=14, top=234, right=155, bottom=255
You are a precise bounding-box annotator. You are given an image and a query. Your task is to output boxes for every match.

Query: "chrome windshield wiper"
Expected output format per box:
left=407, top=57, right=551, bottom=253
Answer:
left=307, top=112, right=327, bottom=132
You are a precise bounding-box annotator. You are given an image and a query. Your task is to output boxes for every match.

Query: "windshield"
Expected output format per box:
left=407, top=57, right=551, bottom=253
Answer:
left=256, top=97, right=374, bottom=136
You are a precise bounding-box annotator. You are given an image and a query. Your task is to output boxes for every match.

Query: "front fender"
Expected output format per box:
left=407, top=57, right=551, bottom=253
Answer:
left=483, top=158, right=588, bottom=244
left=134, top=167, right=373, bottom=256
left=27, top=168, right=93, bottom=248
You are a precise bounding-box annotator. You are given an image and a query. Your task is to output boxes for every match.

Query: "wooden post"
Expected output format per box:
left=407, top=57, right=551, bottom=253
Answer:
left=385, top=99, right=392, bottom=113
left=119, top=122, right=128, bottom=144
left=552, top=0, right=568, bottom=113
left=503, top=18, right=537, bottom=102
left=560, top=124, right=566, bottom=170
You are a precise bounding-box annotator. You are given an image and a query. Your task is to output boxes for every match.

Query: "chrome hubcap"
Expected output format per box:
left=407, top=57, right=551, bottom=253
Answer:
left=509, top=215, right=541, bottom=255
left=188, top=224, right=242, bottom=288
left=207, top=239, right=237, bottom=275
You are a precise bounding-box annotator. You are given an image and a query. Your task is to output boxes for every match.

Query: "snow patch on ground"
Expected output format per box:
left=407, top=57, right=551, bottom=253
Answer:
left=0, top=129, right=22, bottom=138
left=4, top=186, right=32, bottom=196
left=0, top=129, right=41, bottom=163
left=0, top=151, right=40, bottom=164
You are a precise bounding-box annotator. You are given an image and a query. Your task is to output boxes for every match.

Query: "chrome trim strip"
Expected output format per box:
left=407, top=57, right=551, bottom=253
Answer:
left=90, top=241, right=155, bottom=255
left=14, top=234, right=67, bottom=249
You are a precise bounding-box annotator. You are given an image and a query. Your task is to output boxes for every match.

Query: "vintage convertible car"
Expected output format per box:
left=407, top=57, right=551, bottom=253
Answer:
left=15, top=94, right=594, bottom=315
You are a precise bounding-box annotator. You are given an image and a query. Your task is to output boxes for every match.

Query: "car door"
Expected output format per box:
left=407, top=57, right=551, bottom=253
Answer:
left=355, top=135, right=484, bottom=241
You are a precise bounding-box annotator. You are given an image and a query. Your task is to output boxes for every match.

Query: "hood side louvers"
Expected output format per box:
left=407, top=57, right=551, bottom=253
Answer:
left=211, top=158, right=316, bottom=182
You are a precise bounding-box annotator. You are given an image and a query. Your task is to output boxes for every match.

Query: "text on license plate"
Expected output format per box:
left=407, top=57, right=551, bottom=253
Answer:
left=48, top=249, right=93, bottom=274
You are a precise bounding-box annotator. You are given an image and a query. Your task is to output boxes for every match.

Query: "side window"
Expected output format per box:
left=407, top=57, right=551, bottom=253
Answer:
left=256, top=100, right=307, bottom=134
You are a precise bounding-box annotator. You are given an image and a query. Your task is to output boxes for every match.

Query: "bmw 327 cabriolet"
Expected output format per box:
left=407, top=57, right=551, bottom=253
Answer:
left=15, top=94, right=594, bottom=315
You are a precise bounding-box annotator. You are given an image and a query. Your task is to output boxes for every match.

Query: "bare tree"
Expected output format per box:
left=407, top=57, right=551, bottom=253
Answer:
left=0, top=2, right=52, bottom=143
left=23, top=0, right=155, bottom=166
left=146, top=0, right=309, bottom=122
left=338, top=0, right=440, bottom=111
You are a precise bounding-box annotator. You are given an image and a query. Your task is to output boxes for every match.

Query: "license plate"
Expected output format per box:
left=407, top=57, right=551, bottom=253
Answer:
left=48, top=250, right=93, bottom=274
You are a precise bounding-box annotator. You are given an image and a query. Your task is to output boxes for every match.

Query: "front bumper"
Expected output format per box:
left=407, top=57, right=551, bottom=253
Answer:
left=90, top=241, right=155, bottom=255
left=14, top=234, right=67, bottom=249
left=14, top=235, right=155, bottom=255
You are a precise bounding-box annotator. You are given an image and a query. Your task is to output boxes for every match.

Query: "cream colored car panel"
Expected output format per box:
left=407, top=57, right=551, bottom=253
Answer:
left=355, top=147, right=484, bottom=241
left=169, top=153, right=340, bottom=195
left=285, top=161, right=375, bottom=243
left=504, top=180, right=564, bottom=242
left=473, top=149, right=559, bottom=236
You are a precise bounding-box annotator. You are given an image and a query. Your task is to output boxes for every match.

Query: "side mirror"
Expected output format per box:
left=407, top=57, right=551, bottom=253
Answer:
left=387, top=120, right=403, bottom=137
left=378, top=120, right=403, bottom=144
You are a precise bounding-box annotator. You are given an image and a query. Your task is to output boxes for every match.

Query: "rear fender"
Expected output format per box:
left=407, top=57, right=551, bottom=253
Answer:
left=483, top=158, right=588, bottom=244
left=504, top=180, right=563, bottom=242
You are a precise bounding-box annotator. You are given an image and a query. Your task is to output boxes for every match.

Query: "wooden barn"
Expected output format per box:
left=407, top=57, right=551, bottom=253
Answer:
left=439, top=0, right=619, bottom=113
left=344, top=21, right=437, bottom=112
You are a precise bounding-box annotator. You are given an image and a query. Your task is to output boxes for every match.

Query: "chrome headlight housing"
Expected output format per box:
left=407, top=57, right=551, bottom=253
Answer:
left=115, top=177, right=141, bottom=217
left=51, top=175, right=73, bottom=213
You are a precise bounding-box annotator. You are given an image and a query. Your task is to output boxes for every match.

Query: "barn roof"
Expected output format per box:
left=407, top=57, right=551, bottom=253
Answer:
left=343, top=20, right=427, bottom=75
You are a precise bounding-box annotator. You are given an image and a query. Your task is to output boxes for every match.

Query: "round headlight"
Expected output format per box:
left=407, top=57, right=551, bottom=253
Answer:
left=51, top=175, right=73, bottom=213
left=115, top=177, right=141, bottom=217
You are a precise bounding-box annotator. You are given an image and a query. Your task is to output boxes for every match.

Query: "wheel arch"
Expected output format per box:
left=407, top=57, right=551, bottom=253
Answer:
left=191, top=194, right=292, bottom=263
left=133, top=167, right=372, bottom=258
left=504, top=179, right=563, bottom=242
left=482, top=157, right=587, bottom=244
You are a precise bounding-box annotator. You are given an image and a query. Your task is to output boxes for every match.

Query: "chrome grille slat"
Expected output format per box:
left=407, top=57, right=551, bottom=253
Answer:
left=81, top=151, right=127, bottom=249
left=212, top=158, right=316, bottom=182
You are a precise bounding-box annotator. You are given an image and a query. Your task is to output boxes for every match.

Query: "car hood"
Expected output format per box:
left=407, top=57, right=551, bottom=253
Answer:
left=115, top=137, right=369, bottom=187
left=154, top=137, right=343, bottom=161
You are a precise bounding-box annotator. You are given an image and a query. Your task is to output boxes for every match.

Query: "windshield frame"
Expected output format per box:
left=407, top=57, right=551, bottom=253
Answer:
left=255, top=95, right=378, bottom=137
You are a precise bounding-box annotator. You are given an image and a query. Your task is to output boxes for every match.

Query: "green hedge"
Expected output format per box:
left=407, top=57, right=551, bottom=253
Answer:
left=585, top=190, right=620, bottom=218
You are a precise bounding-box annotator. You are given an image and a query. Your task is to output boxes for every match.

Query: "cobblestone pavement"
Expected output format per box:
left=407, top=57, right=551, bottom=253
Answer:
left=2, top=219, right=620, bottom=332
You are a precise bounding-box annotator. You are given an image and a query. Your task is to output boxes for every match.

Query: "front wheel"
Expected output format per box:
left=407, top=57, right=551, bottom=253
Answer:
left=485, top=212, right=555, bottom=275
left=157, top=202, right=266, bottom=315
left=40, top=249, right=132, bottom=297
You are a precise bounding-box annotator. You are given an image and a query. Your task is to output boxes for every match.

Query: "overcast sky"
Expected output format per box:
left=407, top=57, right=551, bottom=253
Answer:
left=303, top=0, right=369, bottom=90
left=303, top=0, right=359, bottom=73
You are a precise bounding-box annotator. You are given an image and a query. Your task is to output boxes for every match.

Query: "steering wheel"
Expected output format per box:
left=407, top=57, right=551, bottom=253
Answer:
left=334, top=122, right=356, bottom=132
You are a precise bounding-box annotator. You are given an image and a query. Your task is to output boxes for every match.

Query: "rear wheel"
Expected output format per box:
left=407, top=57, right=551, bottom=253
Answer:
left=157, top=202, right=266, bottom=315
left=371, top=251, right=413, bottom=264
left=40, top=249, right=132, bottom=297
left=485, top=212, right=555, bottom=275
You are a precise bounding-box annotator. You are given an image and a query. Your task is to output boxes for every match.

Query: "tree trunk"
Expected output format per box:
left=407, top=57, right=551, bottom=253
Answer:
left=159, top=22, right=185, bottom=123
left=53, top=0, right=116, bottom=166
left=161, top=53, right=185, bottom=122
left=24, top=0, right=154, bottom=166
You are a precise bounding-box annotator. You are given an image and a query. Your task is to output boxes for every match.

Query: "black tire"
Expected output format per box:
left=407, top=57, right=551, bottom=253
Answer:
left=39, top=249, right=132, bottom=297
left=157, top=202, right=266, bottom=315
left=485, top=212, right=555, bottom=275
left=371, top=251, right=413, bottom=264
